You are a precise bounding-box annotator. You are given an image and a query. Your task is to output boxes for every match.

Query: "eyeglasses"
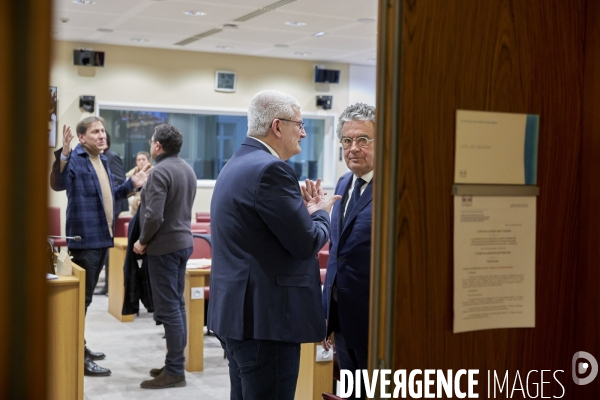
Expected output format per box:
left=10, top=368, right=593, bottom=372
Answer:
left=277, top=118, right=305, bottom=131
left=148, top=139, right=155, bottom=145
left=340, top=136, right=375, bottom=149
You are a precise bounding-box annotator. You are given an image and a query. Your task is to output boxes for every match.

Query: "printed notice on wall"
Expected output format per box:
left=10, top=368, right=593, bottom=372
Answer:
left=453, top=195, right=536, bottom=333
left=455, top=110, right=539, bottom=185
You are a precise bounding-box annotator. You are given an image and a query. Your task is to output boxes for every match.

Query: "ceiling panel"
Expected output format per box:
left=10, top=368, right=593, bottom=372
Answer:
left=52, top=0, right=378, bottom=66
left=138, top=1, right=249, bottom=22
left=114, top=17, right=216, bottom=37
left=54, top=0, right=148, bottom=15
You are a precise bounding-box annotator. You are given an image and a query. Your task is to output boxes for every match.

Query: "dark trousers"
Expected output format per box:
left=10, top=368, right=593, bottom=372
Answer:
left=70, top=248, right=108, bottom=312
left=334, top=330, right=369, bottom=399
left=217, top=336, right=301, bottom=400
left=147, top=247, right=192, bottom=376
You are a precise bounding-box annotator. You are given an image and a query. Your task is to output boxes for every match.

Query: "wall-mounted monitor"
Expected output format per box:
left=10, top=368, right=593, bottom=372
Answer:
left=314, top=67, right=340, bottom=84
left=73, top=50, right=105, bottom=67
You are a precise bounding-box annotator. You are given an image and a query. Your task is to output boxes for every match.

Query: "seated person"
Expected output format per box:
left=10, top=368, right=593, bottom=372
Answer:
left=127, top=151, right=152, bottom=214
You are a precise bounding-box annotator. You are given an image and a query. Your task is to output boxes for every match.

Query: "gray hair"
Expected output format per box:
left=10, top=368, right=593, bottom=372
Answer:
left=76, top=116, right=105, bottom=136
left=336, top=103, right=376, bottom=140
left=247, top=90, right=301, bottom=138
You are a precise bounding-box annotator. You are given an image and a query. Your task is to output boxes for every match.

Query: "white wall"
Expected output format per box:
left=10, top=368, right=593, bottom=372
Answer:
left=349, top=64, right=377, bottom=106
left=48, top=41, right=377, bottom=232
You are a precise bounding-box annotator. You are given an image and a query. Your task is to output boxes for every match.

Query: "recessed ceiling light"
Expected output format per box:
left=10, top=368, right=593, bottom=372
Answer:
left=97, top=28, right=113, bottom=33
left=131, top=38, right=149, bottom=43
left=285, top=21, right=306, bottom=27
left=274, top=44, right=289, bottom=48
left=184, top=11, right=206, bottom=16
left=216, top=45, right=233, bottom=50
left=72, top=0, right=96, bottom=4
left=313, top=31, right=326, bottom=37
left=295, top=52, right=310, bottom=56
left=357, top=18, right=376, bottom=23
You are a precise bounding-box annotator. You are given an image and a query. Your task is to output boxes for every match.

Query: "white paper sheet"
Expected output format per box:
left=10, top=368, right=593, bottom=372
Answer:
left=455, top=110, right=539, bottom=184
left=453, top=195, right=536, bottom=333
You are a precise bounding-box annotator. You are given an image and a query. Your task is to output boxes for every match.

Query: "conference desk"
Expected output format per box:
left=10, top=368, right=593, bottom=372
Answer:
left=184, top=266, right=211, bottom=372
left=107, top=237, right=133, bottom=322
left=47, top=263, right=85, bottom=400
left=296, top=342, right=334, bottom=400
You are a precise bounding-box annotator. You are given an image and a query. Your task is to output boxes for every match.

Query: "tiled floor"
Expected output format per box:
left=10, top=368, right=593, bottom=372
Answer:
left=83, top=293, right=230, bottom=399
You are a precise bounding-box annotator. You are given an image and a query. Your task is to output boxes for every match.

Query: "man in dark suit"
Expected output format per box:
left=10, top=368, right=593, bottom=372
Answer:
left=50, top=118, right=149, bottom=376
left=322, top=103, right=376, bottom=395
left=208, top=90, right=341, bottom=400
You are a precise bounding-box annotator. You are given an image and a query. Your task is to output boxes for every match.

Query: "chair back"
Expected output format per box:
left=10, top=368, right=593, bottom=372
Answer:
left=115, top=214, right=133, bottom=237
left=48, top=207, right=67, bottom=247
left=191, top=234, right=212, bottom=259
left=191, top=221, right=211, bottom=234
left=318, top=250, right=329, bottom=270
left=195, top=212, right=211, bottom=223
left=48, top=207, right=61, bottom=236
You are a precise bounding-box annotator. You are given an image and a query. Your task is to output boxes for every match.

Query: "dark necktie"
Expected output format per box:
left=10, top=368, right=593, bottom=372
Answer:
left=345, top=177, right=366, bottom=218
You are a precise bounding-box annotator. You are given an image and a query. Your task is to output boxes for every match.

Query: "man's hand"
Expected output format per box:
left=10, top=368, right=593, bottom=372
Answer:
left=133, top=240, right=147, bottom=255
left=131, top=164, right=152, bottom=189
left=321, top=337, right=332, bottom=351
left=303, top=178, right=341, bottom=215
left=61, top=125, right=73, bottom=156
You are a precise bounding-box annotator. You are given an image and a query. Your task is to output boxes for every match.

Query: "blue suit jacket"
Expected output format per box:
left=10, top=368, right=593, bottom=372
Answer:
left=322, top=172, right=373, bottom=351
left=207, top=138, right=330, bottom=343
left=50, top=144, right=134, bottom=249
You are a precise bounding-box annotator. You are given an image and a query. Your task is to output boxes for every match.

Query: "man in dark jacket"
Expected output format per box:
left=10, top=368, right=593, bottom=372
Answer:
left=133, top=124, right=196, bottom=389
left=322, top=103, right=376, bottom=399
left=208, top=90, right=340, bottom=399
left=50, top=117, right=148, bottom=376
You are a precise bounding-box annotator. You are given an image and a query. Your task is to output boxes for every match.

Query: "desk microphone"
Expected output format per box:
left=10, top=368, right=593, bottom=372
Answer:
left=48, top=235, right=82, bottom=242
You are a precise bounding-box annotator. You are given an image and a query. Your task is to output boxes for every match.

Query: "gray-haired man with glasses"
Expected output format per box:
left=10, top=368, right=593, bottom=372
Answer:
left=322, top=103, right=376, bottom=398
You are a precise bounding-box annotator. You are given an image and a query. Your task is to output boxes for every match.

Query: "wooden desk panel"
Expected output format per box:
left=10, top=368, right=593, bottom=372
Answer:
left=295, top=342, right=334, bottom=400
left=184, top=268, right=210, bottom=372
left=108, top=238, right=133, bottom=322
left=47, top=264, right=85, bottom=400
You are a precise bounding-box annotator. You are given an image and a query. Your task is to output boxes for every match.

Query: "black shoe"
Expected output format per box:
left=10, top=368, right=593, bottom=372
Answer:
left=85, top=346, right=106, bottom=361
left=141, top=371, right=185, bottom=389
left=84, top=356, right=111, bottom=376
left=94, top=287, right=108, bottom=295
left=150, top=366, right=164, bottom=378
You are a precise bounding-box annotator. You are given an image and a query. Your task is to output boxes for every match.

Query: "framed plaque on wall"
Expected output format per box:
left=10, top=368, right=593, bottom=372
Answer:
left=48, top=86, right=57, bottom=147
left=215, top=71, right=236, bottom=92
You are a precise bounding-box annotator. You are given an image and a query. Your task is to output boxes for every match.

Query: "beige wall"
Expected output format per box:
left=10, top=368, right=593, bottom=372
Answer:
left=48, top=40, right=353, bottom=232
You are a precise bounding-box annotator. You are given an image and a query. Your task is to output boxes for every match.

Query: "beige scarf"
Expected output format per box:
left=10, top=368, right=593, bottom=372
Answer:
left=82, top=143, right=114, bottom=237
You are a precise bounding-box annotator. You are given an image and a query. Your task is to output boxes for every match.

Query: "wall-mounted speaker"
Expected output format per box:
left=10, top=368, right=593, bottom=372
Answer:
left=314, top=67, right=340, bottom=84
left=79, top=96, right=95, bottom=112
left=316, top=95, right=333, bottom=110
left=73, top=49, right=105, bottom=67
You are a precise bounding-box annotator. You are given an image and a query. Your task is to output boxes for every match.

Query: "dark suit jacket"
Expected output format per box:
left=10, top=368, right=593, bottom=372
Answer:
left=207, top=138, right=330, bottom=343
left=50, top=145, right=133, bottom=250
left=322, top=172, right=373, bottom=351
left=122, top=212, right=154, bottom=315
left=105, top=149, right=129, bottom=215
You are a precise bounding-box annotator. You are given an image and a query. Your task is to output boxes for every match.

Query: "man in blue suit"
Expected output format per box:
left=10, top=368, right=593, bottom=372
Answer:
left=208, top=90, right=341, bottom=400
left=322, top=103, right=376, bottom=394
